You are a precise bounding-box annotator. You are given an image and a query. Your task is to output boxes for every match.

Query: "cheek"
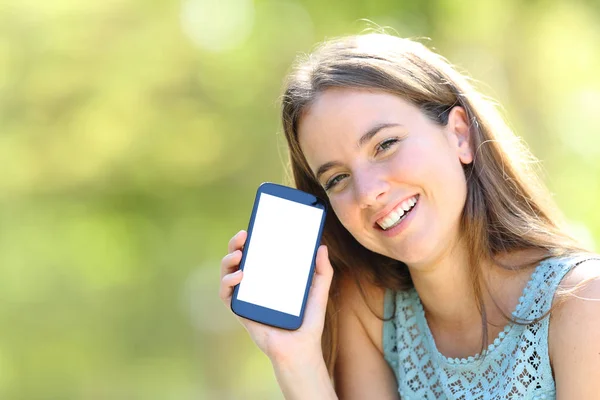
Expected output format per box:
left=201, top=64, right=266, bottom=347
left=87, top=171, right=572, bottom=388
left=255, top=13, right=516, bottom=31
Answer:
left=394, top=141, right=468, bottom=219
left=423, top=151, right=469, bottom=216
left=389, top=145, right=429, bottom=181
left=401, top=139, right=463, bottom=182
left=329, top=195, right=361, bottom=230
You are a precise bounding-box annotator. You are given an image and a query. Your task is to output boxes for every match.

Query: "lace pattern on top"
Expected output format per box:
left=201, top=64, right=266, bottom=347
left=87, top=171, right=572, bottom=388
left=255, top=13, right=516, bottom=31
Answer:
left=382, top=254, right=598, bottom=400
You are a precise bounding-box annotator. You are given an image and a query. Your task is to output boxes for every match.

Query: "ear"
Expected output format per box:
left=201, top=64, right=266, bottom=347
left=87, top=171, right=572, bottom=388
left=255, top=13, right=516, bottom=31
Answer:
left=447, top=106, right=473, bottom=165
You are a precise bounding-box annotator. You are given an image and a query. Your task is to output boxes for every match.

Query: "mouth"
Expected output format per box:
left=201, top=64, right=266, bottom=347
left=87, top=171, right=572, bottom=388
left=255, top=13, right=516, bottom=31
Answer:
left=375, top=194, right=420, bottom=231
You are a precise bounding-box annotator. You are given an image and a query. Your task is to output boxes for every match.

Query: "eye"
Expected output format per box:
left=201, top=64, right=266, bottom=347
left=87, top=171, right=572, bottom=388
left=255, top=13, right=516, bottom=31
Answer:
left=324, top=173, right=349, bottom=191
left=375, top=137, right=400, bottom=156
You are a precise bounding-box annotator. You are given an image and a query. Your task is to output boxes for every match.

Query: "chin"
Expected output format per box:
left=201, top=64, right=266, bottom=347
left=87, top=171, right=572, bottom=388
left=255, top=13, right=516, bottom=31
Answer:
left=384, top=236, right=438, bottom=267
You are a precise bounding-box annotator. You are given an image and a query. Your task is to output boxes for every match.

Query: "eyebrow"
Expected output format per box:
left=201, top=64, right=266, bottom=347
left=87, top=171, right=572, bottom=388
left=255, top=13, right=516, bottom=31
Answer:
left=314, top=122, right=402, bottom=181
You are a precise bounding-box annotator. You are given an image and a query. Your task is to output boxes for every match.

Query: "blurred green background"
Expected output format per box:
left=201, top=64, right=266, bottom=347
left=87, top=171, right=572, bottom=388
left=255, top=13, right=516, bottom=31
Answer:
left=1, top=0, right=599, bottom=398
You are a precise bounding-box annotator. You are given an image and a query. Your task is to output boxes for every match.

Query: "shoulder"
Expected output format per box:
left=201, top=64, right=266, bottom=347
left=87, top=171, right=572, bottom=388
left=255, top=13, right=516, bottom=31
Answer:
left=548, top=255, right=600, bottom=398
left=333, top=276, right=399, bottom=398
left=549, top=254, right=600, bottom=339
left=337, top=275, right=387, bottom=353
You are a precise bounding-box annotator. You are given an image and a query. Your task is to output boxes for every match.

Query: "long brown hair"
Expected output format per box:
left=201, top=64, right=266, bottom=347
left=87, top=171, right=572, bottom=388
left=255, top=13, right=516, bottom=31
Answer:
left=280, top=34, right=586, bottom=375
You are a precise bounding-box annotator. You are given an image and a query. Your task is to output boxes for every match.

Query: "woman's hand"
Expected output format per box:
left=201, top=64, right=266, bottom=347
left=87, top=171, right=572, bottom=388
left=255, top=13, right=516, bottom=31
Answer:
left=219, top=230, right=334, bottom=366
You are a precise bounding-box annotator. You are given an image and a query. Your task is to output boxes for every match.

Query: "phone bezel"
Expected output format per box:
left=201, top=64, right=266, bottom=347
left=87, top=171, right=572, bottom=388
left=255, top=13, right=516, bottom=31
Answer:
left=230, top=182, right=328, bottom=330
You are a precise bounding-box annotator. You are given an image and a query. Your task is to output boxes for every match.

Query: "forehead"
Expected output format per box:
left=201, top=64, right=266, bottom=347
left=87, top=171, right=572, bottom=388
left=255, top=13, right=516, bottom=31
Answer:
left=297, top=88, right=419, bottom=166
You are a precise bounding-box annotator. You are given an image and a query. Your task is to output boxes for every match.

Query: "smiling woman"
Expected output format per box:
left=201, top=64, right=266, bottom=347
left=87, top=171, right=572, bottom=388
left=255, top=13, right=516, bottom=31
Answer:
left=219, top=33, right=600, bottom=399
left=297, top=89, right=473, bottom=264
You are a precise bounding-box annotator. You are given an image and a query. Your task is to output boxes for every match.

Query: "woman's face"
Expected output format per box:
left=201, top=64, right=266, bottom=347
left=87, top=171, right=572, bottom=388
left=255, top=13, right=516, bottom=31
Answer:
left=298, top=88, right=473, bottom=267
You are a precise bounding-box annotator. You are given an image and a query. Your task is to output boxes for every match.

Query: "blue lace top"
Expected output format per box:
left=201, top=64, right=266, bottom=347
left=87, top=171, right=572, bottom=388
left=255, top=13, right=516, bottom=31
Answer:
left=382, top=254, right=597, bottom=400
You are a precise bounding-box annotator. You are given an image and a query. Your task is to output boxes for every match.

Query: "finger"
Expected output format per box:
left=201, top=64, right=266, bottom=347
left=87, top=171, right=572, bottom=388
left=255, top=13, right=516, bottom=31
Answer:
left=220, top=250, right=243, bottom=279
left=228, top=230, right=247, bottom=253
left=219, top=270, right=244, bottom=305
left=304, top=245, right=334, bottom=326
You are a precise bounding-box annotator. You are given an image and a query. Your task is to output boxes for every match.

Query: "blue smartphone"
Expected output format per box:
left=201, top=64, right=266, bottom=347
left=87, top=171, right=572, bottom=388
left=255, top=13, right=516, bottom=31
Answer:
left=231, top=182, right=327, bottom=330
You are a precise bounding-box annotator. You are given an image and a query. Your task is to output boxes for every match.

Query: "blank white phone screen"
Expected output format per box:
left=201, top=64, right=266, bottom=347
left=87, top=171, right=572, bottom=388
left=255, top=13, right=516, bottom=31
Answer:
left=237, top=193, right=324, bottom=316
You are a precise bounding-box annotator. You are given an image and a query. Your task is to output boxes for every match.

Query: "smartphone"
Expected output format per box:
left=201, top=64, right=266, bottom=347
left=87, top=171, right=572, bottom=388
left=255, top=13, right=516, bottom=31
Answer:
left=231, top=182, right=327, bottom=330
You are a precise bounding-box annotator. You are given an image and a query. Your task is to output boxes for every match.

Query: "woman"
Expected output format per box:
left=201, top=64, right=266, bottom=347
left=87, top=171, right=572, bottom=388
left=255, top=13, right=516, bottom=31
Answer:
left=219, top=34, right=600, bottom=399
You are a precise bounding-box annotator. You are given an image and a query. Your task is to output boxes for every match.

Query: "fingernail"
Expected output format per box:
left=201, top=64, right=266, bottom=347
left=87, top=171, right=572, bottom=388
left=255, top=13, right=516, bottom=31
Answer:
left=233, top=270, right=242, bottom=275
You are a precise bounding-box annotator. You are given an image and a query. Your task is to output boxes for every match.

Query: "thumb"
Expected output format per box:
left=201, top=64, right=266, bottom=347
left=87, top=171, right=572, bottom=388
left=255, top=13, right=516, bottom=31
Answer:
left=304, top=245, right=334, bottom=325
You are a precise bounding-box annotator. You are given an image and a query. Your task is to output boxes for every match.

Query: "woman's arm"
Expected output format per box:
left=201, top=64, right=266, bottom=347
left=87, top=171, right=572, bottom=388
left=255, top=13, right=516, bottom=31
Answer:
left=333, top=278, right=400, bottom=399
left=269, top=275, right=400, bottom=400
left=549, top=259, right=600, bottom=399
left=220, top=231, right=337, bottom=399
left=221, top=231, right=399, bottom=399
left=272, top=352, right=337, bottom=400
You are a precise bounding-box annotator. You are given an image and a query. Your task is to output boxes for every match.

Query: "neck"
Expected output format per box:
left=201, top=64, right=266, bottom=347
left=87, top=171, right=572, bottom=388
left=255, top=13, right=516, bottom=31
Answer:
left=408, top=236, right=485, bottom=330
left=405, top=238, right=546, bottom=359
left=407, top=239, right=545, bottom=331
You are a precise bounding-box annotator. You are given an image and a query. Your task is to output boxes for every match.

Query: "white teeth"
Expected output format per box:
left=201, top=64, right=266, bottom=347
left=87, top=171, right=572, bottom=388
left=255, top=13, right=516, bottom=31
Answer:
left=381, top=210, right=403, bottom=229
left=401, top=201, right=411, bottom=211
left=376, top=195, right=419, bottom=230
left=390, top=210, right=402, bottom=220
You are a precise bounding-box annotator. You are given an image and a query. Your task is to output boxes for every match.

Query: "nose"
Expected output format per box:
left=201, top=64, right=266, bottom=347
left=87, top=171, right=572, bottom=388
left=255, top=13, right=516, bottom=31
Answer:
left=354, top=168, right=389, bottom=209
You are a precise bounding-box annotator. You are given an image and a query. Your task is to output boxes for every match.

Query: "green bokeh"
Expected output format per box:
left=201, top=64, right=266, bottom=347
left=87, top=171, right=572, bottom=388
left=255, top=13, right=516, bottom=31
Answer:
left=0, top=0, right=598, bottom=398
